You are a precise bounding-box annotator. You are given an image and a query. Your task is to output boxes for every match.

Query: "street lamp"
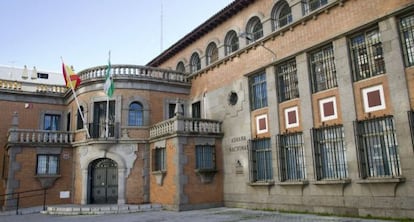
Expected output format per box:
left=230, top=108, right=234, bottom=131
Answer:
left=239, top=32, right=277, bottom=61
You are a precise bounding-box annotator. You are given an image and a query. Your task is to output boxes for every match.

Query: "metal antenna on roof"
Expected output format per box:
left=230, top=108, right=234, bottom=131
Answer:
left=160, top=0, right=164, bottom=52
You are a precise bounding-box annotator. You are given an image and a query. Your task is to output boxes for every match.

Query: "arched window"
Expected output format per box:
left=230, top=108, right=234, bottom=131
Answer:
left=128, top=102, right=143, bottom=126
left=206, top=42, right=218, bottom=66
left=176, top=61, right=185, bottom=73
left=224, top=30, right=239, bottom=56
left=76, top=106, right=84, bottom=130
left=190, top=52, right=201, bottom=73
left=271, top=0, right=292, bottom=31
left=245, top=17, right=263, bottom=44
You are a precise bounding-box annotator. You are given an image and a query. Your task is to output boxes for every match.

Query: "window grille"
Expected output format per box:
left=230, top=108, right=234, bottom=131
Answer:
left=354, top=116, right=401, bottom=178
left=276, top=59, right=299, bottom=102
left=399, top=14, right=414, bottom=67
left=350, top=28, right=385, bottom=81
left=309, top=44, right=337, bottom=93
left=303, top=0, right=328, bottom=15
left=153, top=147, right=166, bottom=171
left=248, top=138, right=273, bottom=182
left=277, top=133, right=306, bottom=181
left=249, top=72, right=268, bottom=110
left=195, top=145, right=215, bottom=170
left=311, top=125, right=348, bottom=180
left=37, top=155, right=59, bottom=175
left=409, top=110, right=414, bottom=148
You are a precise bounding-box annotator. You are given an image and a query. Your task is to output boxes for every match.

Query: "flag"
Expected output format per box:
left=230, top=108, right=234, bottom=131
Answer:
left=103, top=53, right=114, bottom=97
left=62, top=63, right=81, bottom=89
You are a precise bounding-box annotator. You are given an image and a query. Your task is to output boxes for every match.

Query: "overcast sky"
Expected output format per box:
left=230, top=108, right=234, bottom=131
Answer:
left=0, top=0, right=232, bottom=73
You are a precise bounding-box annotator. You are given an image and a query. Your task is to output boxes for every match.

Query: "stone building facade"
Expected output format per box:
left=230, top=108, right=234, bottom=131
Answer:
left=1, top=0, right=414, bottom=219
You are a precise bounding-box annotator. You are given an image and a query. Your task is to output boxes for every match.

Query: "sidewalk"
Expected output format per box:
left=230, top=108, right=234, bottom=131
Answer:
left=0, top=207, right=398, bottom=222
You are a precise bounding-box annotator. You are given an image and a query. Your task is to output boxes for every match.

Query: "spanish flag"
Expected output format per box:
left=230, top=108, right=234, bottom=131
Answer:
left=62, top=63, right=81, bottom=89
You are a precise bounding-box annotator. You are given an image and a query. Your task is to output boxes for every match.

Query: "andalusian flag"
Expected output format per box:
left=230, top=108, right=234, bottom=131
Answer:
left=62, top=62, right=81, bottom=89
left=103, top=52, right=114, bottom=97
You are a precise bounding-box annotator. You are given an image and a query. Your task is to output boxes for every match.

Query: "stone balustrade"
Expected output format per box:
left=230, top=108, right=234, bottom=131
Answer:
left=77, top=64, right=188, bottom=83
left=36, top=85, right=67, bottom=93
left=149, top=117, right=222, bottom=139
left=8, top=129, right=74, bottom=144
left=0, top=80, right=22, bottom=91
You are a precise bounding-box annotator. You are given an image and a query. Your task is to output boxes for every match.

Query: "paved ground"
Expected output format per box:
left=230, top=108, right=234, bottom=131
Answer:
left=0, top=207, right=398, bottom=222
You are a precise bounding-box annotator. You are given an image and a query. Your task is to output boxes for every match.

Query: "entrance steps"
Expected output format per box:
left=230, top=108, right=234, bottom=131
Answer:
left=42, top=203, right=162, bottom=215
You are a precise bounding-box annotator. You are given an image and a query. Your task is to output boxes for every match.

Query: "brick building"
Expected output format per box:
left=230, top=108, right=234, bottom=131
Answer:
left=1, top=0, right=414, bottom=219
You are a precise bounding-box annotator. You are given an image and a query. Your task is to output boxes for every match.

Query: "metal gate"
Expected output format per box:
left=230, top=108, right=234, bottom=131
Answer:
left=90, top=158, right=118, bottom=204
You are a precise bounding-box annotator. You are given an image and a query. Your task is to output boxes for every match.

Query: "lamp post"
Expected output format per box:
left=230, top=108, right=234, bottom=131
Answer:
left=239, top=32, right=277, bottom=61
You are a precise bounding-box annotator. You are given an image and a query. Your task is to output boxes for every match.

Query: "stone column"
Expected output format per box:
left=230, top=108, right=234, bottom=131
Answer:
left=118, top=168, right=126, bottom=204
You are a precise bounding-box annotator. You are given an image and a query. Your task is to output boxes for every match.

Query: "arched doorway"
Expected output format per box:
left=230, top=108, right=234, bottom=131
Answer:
left=89, top=158, right=118, bottom=204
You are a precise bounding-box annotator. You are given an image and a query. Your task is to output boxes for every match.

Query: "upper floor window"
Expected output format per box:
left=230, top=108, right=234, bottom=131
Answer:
left=44, top=114, right=61, bottom=131
left=249, top=72, right=268, bottom=110
left=195, top=145, right=215, bottom=170
left=206, top=42, right=218, bottom=66
left=350, top=28, right=385, bottom=81
left=192, top=101, right=201, bottom=119
left=312, top=125, right=348, bottom=180
left=128, top=102, right=143, bottom=126
left=309, top=44, right=337, bottom=93
left=176, top=61, right=186, bottom=73
left=276, top=59, right=299, bottom=102
left=277, top=132, right=306, bottom=181
left=37, top=154, right=59, bottom=175
left=168, top=103, right=184, bottom=118
left=153, top=147, right=166, bottom=172
left=76, top=106, right=84, bottom=130
left=409, top=110, right=414, bottom=147
left=225, top=30, right=239, bottom=55
left=190, top=52, right=201, bottom=73
left=272, top=0, right=292, bottom=30
left=355, top=116, right=401, bottom=178
left=399, top=14, right=414, bottom=67
left=249, top=138, right=273, bottom=182
left=303, top=0, right=328, bottom=15
left=245, top=16, right=263, bottom=44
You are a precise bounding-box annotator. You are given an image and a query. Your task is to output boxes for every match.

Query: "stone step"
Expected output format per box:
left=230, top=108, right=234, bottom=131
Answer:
left=42, top=204, right=162, bottom=215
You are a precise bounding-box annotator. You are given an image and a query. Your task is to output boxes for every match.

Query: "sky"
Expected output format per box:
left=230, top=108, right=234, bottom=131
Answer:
left=0, top=0, right=233, bottom=73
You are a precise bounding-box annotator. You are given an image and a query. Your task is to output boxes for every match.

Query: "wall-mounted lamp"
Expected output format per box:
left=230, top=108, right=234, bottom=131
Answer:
left=239, top=32, right=277, bottom=62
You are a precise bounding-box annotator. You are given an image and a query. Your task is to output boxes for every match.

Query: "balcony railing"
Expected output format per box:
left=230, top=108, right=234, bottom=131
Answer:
left=8, top=129, right=74, bottom=144
left=77, top=64, right=188, bottom=83
left=149, top=116, right=222, bottom=139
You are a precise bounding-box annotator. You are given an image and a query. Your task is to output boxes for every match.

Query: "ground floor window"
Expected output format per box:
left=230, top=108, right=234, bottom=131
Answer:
left=153, top=147, right=166, bottom=172
left=277, top=132, right=306, bottom=181
left=249, top=138, right=273, bottom=182
left=195, top=145, right=215, bottom=170
left=36, top=154, right=59, bottom=175
left=312, top=125, right=348, bottom=180
left=409, top=110, right=414, bottom=147
left=355, top=116, right=401, bottom=178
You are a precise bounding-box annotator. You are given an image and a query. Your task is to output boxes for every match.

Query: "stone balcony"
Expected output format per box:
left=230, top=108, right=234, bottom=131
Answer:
left=149, top=116, right=223, bottom=140
left=77, top=64, right=188, bottom=84
left=7, top=128, right=74, bottom=145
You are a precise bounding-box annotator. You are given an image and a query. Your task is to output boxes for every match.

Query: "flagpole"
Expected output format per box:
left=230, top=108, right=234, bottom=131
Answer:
left=105, top=51, right=111, bottom=138
left=61, top=57, right=90, bottom=138
left=105, top=94, right=109, bottom=138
